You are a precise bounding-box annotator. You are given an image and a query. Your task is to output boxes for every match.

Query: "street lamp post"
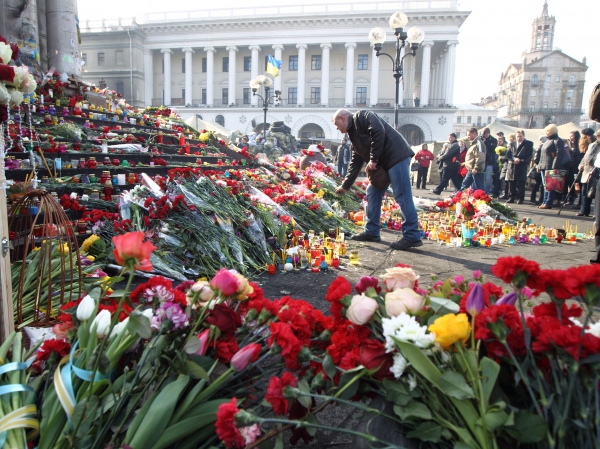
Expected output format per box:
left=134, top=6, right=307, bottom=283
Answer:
left=250, top=75, right=281, bottom=137
left=369, top=13, right=425, bottom=130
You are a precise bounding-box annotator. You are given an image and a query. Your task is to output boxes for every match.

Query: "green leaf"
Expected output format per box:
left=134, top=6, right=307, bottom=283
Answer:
left=297, top=378, right=312, bottom=408
left=383, top=378, right=412, bottom=406
left=127, top=308, right=152, bottom=339
left=336, top=372, right=360, bottom=400
left=274, top=431, right=284, bottom=449
left=439, top=371, right=475, bottom=400
left=305, top=413, right=318, bottom=437
left=393, top=401, right=432, bottom=421
left=429, top=296, right=460, bottom=315
left=72, top=395, right=100, bottom=439
left=394, top=340, right=441, bottom=387
left=183, top=336, right=200, bottom=354
left=454, top=443, right=473, bottom=449
left=186, top=360, right=209, bottom=380
left=477, top=409, right=509, bottom=432
left=406, top=422, right=442, bottom=442
left=480, top=357, right=500, bottom=408
left=506, top=410, right=548, bottom=443
left=323, top=354, right=337, bottom=378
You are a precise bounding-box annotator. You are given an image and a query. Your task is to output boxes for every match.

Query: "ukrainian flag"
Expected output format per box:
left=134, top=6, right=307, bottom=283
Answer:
left=266, top=55, right=282, bottom=78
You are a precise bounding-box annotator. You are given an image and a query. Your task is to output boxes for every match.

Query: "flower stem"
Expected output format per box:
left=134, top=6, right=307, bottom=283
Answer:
left=333, top=369, right=367, bottom=399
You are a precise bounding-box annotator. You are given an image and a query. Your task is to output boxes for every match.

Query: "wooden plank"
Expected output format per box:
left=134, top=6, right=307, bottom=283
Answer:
left=0, top=144, right=14, bottom=339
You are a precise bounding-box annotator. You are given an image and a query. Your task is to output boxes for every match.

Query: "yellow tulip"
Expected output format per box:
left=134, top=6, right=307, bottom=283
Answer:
left=428, top=313, right=471, bottom=349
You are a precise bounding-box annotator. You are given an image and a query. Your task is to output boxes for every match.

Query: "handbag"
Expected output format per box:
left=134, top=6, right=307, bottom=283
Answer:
left=588, top=169, right=598, bottom=200
left=544, top=169, right=566, bottom=192
left=527, top=166, right=538, bottom=180
left=366, top=166, right=390, bottom=189
left=410, top=161, right=420, bottom=172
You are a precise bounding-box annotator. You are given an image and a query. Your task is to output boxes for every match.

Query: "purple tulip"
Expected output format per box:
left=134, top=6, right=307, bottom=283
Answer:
left=465, top=283, right=485, bottom=316
left=355, top=276, right=382, bottom=295
left=495, top=292, right=517, bottom=306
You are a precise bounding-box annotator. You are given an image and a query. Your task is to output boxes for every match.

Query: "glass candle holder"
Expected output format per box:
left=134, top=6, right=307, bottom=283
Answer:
left=349, top=250, right=359, bottom=265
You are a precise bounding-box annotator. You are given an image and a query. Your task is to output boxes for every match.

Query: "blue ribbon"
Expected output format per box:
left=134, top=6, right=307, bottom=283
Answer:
left=69, top=341, right=107, bottom=383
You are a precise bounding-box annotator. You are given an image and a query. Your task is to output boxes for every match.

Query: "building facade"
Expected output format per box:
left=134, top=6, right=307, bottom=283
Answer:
left=480, top=1, right=587, bottom=129
left=79, top=1, right=470, bottom=144
left=453, top=105, right=497, bottom=139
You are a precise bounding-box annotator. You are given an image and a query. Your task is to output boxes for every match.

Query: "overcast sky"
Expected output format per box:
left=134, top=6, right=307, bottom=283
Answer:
left=77, top=0, right=597, bottom=110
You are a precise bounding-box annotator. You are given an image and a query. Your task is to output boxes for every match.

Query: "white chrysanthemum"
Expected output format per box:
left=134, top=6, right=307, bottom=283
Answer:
left=10, top=65, right=29, bottom=89
left=0, top=42, right=12, bottom=64
left=382, top=312, right=435, bottom=352
left=9, top=88, right=22, bottom=107
left=22, top=74, right=37, bottom=94
left=0, top=82, right=9, bottom=105
left=390, top=353, right=408, bottom=379
left=408, top=374, right=417, bottom=391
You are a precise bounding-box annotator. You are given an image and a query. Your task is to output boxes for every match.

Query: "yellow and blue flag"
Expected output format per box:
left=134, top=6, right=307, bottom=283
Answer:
left=266, top=55, right=282, bottom=77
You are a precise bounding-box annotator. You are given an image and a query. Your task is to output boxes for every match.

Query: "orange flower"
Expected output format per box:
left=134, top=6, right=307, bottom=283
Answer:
left=112, top=231, right=156, bottom=272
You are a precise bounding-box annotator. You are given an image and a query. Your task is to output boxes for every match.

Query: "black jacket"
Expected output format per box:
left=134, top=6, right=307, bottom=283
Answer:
left=505, top=139, right=534, bottom=181
left=342, top=110, right=414, bottom=190
left=484, top=135, right=498, bottom=167
left=437, top=142, right=460, bottom=171
left=538, top=134, right=566, bottom=170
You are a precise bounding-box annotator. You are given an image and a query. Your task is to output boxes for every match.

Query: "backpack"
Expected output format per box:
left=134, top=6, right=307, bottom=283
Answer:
left=589, top=82, right=600, bottom=122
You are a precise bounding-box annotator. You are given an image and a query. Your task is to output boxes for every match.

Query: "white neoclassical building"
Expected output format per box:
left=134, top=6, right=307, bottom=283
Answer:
left=80, top=1, right=470, bottom=144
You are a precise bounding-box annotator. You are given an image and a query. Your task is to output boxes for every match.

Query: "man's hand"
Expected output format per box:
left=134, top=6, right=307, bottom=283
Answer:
left=514, top=158, right=520, bottom=165
left=335, top=186, right=347, bottom=195
left=366, top=161, right=378, bottom=171
left=472, top=169, right=478, bottom=174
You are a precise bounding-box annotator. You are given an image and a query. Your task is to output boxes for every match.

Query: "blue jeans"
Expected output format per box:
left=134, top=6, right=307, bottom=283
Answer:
left=337, top=162, right=348, bottom=177
left=484, top=164, right=495, bottom=194
left=541, top=169, right=555, bottom=206
left=460, top=171, right=484, bottom=191
left=365, top=158, right=420, bottom=241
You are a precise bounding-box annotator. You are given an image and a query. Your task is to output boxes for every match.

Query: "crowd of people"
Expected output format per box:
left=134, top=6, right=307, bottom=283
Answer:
left=421, top=125, right=600, bottom=215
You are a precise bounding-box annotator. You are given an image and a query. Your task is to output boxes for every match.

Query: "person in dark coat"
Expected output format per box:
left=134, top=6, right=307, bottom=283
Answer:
left=431, top=133, right=461, bottom=195
left=333, top=109, right=422, bottom=251
left=336, top=138, right=352, bottom=177
left=537, top=124, right=567, bottom=209
left=505, top=130, right=534, bottom=204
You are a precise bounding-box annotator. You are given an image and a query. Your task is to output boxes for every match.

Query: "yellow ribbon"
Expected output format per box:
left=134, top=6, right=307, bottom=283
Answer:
left=0, top=404, right=39, bottom=442
left=54, top=355, right=76, bottom=420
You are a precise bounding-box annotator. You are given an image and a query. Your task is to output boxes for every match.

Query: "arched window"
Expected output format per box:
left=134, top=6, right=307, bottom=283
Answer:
left=467, top=116, right=472, bottom=124
left=215, top=115, right=225, bottom=126
left=543, top=102, right=548, bottom=109
left=476, top=116, right=482, bottom=126
left=487, top=116, right=492, bottom=124
left=531, top=74, right=539, bottom=86
left=566, top=102, right=572, bottom=113
left=529, top=102, right=535, bottom=111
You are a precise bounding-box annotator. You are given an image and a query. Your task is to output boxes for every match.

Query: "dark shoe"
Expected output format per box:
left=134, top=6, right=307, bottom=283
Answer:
left=351, top=232, right=381, bottom=242
left=429, top=189, right=440, bottom=195
left=591, top=259, right=600, bottom=265
left=538, top=205, right=552, bottom=209
left=506, top=199, right=515, bottom=204
left=499, top=195, right=508, bottom=200
left=391, top=238, right=424, bottom=251
left=576, top=213, right=585, bottom=216
left=517, top=199, right=523, bottom=204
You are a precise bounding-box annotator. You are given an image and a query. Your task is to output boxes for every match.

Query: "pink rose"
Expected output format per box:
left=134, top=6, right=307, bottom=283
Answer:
left=385, top=288, right=425, bottom=316
left=380, top=266, right=420, bottom=291
left=210, top=268, right=240, bottom=296
left=346, top=294, right=379, bottom=325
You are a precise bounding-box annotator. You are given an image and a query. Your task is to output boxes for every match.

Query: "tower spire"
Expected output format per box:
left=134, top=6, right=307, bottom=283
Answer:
left=542, top=1, right=549, bottom=17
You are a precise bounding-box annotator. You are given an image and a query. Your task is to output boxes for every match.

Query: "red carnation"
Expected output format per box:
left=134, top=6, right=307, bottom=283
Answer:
left=215, top=398, right=245, bottom=449
left=265, top=372, right=298, bottom=415
left=325, top=276, right=352, bottom=319
left=491, top=256, right=541, bottom=287
left=36, top=339, right=71, bottom=362
left=475, top=305, right=525, bottom=360
left=268, top=322, right=303, bottom=370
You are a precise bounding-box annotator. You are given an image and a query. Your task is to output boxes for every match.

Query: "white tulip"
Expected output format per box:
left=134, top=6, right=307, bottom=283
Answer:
left=141, top=309, right=153, bottom=320
left=109, top=317, right=129, bottom=340
left=91, top=309, right=112, bottom=337
left=76, top=295, right=95, bottom=321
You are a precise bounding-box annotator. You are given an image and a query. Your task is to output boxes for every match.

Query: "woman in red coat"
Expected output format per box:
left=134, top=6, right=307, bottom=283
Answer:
left=414, top=144, right=434, bottom=189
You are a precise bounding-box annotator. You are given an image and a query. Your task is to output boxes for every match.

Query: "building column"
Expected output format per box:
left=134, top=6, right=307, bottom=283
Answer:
left=440, top=49, right=448, bottom=104
left=226, top=46, right=238, bottom=106
left=46, top=0, right=79, bottom=74
left=161, top=48, right=172, bottom=105
left=345, top=42, right=356, bottom=107
left=419, top=41, right=433, bottom=107
left=404, top=55, right=414, bottom=106
left=429, top=59, right=437, bottom=103
left=272, top=44, right=284, bottom=93
left=320, top=43, right=332, bottom=106
left=249, top=45, right=261, bottom=106
left=434, top=57, right=442, bottom=104
left=143, top=49, right=153, bottom=106
left=445, top=40, right=458, bottom=106
left=369, top=45, right=380, bottom=107
left=204, top=46, right=215, bottom=107
left=296, top=43, right=307, bottom=106
left=182, top=47, right=194, bottom=106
